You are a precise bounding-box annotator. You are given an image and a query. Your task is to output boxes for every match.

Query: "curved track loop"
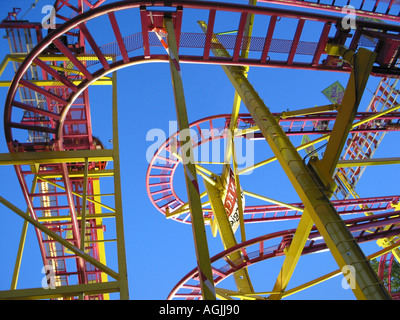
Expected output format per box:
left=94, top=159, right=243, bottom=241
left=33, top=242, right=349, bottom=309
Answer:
left=146, top=112, right=400, bottom=223
left=168, top=210, right=400, bottom=300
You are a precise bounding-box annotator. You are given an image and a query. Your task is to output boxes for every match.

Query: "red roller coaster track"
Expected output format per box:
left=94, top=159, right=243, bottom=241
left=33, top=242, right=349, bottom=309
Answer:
left=1, top=0, right=400, bottom=300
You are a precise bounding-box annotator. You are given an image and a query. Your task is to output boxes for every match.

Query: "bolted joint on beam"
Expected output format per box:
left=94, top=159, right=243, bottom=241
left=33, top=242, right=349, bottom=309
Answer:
left=307, top=157, right=337, bottom=198
left=325, top=43, right=356, bottom=65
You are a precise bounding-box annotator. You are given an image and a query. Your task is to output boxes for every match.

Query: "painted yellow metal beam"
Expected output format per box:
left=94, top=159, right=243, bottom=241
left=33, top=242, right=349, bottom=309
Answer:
left=35, top=169, right=114, bottom=179
left=204, top=179, right=254, bottom=295
left=37, top=212, right=116, bottom=222
left=281, top=104, right=338, bottom=119
left=0, top=149, right=113, bottom=166
left=315, top=47, right=377, bottom=179
left=0, top=54, right=114, bottom=77
left=0, top=281, right=119, bottom=300
left=238, top=103, right=400, bottom=175
left=0, top=79, right=112, bottom=86
left=80, top=158, right=89, bottom=253
left=222, top=0, right=257, bottom=245
left=282, top=239, right=400, bottom=299
left=269, top=210, right=314, bottom=300
left=0, top=196, right=119, bottom=281
left=243, top=190, right=303, bottom=212
left=36, top=176, right=115, bottom=213
left=11, top=176, right=38, bottom=290
left=110, top=66, right=129, bottom=300
left=270, top=47, right=377, bottom=299
left=215, top=288, right=268, bottom=300
left=165, top=17, right=216, bottom=300
left=337, top=157, right=400, bottom=167
left=198, top=21, right=390, bottom=300
left=92, top=172, right=110, bottom=300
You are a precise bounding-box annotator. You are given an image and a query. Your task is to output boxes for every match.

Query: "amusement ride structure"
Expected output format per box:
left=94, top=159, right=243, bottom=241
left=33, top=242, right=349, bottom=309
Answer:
left=0, top=0, right=400, bottom=300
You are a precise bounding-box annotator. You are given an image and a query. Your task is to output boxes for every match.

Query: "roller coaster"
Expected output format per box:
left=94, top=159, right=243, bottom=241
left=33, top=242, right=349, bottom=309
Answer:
left=0, top=0, right=400, bottom=300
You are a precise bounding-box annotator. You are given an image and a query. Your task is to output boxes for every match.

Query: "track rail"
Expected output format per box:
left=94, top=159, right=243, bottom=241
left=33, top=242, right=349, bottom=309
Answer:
left=146, top=112, right=400, bottom=222
left=4, top=1, right=400, bottom=150
left=258, top=0, right=400, bottom=23
left=168, top=209, right=400, bottom=299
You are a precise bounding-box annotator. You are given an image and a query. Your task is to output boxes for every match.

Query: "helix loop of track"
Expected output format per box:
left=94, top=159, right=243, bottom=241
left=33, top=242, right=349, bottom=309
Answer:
left=3, top=0, right=400, bottom=299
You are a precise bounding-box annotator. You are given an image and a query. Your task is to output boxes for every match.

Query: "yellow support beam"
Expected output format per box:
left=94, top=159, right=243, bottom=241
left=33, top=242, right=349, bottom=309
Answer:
left=0, top=149, right=113, bottom=166
left=0, top=196, right=119, bottom=281
left=282, top=240, right=400, bottom=299
left=204, top=179, right=254, bottom=295
left=198, top=21, right=390, bottom=300
left=36, top=169, right=114, bottom=179
left=215, top=288, right=268, bottom=300
left=37, top=212, right=116, bottom=222
left=238, top=103, right=400, bottom=175
left=110, top=65, right=129, bottom=300
left=0, top=54, right=114, bottom=78
left=281, top=104, right=338, bottom=119
left=10, top=176, right=38, bottom=290
left=315, top=47, right=377, bottom=179
left=92, top=174, right=110, bottom=300
left=337, top=157, right=400, bottom=167
left=36, top=176, right=115, bottom=213
left=0, top=79, right=112, bottom=87
left=165, top=17, right=216, bottom=300
left=269, top=210, right=314, bottom=300
left=222, top=0, right=257, bottom=245
left=270, top=47, right=377, bottom=299
left=0, top=281, right=119, bottom=300
left=243, top=190, right=303, bottom=212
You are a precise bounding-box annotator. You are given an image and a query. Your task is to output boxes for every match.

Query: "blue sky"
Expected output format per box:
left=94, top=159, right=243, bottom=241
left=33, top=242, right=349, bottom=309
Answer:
left=0, top=0, right=398, bottom=300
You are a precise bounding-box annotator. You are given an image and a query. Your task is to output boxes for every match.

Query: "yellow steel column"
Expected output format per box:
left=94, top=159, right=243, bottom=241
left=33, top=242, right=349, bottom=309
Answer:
left=270, top=47, right=376, bottom=299
left=0, top=196, right=119, bottom=281
left=10, top=176, right=38, bottom=290
left=316, top=47, right=377, bottom=179
left=165, top=17, right=216, bottom=300
left=269, top=210, right=314, bottom=300
left=198, top=22, right=390, bottom=300
left=111, top=68, right=130, bottom=300
left=91, top=178, right=110, bottom=300
left=204, top=179, right=254, bottom=294
left=80, top=158, right=89, bottom=253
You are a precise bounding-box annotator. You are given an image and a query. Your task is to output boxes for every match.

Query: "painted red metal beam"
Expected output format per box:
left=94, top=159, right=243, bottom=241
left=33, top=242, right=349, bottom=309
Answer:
left=108, top=12, right=129, bottom=63
left=5, top=1, right=400, bottom=147
left=257, top=0, right=400, bottom=23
